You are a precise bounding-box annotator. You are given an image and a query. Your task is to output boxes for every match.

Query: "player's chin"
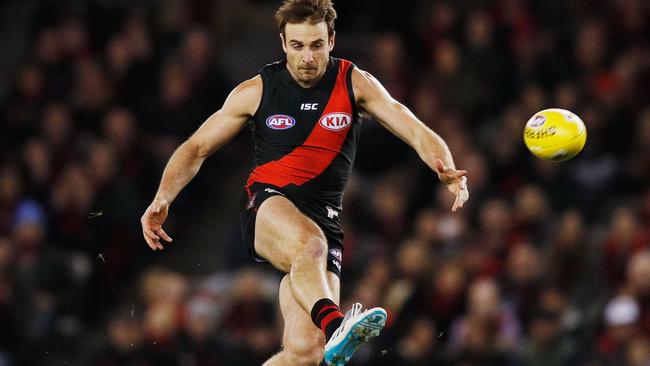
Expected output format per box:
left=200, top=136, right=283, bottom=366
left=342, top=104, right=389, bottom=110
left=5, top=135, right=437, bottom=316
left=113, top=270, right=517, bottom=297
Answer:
left=299, top=74, right=316, bottom=83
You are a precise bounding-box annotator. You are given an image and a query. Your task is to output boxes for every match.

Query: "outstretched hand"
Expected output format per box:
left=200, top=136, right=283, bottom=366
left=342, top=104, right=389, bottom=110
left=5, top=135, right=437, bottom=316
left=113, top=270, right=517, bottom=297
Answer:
left=435, top=159, right=469, bottom=212
left=141, top=199, right=173, bottom=250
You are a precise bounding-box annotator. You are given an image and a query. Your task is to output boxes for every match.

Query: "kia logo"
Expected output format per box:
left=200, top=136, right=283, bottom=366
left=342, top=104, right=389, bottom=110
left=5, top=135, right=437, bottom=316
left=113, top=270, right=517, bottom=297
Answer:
left=266, top=114, right=296, bottom=130
left=319, top=112, right=352, bottom=131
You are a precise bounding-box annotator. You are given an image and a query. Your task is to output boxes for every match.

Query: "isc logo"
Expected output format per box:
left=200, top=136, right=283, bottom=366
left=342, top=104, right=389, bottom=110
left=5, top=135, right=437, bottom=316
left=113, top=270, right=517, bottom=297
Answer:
left=301, top=103, right=319, bottom=110
left=319, top=112, right=352, bottom=131
left=266, top=114, right=296, bottom=130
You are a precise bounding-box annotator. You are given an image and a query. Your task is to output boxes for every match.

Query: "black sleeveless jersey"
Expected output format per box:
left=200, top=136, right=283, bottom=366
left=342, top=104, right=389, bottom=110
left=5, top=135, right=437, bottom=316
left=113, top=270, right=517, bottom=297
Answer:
left=245, top=57, right=361, bottom=208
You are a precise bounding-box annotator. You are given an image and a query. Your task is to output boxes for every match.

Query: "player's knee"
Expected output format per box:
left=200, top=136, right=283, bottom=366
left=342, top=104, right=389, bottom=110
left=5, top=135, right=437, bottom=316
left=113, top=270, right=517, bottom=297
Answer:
left=296, top=227, right=328, bottom=261
left=284, top=342, right=324, bottom=366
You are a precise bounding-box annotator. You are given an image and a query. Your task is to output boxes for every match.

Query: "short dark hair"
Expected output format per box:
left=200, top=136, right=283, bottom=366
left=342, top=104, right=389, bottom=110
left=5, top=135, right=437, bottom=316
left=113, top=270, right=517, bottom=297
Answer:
left=275, top=0, right=337, bottom=39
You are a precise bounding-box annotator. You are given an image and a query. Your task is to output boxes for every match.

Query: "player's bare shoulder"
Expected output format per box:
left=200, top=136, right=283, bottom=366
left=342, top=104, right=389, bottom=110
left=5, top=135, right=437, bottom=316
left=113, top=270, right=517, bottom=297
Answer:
left=350, top=68, right=386, bottom=106
left=224, top=75, right=264, bottom=117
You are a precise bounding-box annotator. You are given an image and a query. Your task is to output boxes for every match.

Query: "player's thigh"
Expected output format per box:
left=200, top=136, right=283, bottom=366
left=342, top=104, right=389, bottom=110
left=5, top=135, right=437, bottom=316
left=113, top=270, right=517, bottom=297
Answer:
left=255, top=195, right=328, bottom=272
left=279, top=272, right=340, bottom=358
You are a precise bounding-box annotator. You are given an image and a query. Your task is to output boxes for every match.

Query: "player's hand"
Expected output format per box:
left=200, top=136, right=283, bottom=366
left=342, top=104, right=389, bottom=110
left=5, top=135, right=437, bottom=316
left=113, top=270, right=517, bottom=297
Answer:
left=435, top=159, right=469, bottom=212
left=141, top=198, right=173, bottom=250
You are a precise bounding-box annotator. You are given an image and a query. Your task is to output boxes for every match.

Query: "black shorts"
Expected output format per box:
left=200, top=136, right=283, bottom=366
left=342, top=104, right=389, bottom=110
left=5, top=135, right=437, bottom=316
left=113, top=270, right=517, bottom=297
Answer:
left=239, top=183, right=344, bottom=278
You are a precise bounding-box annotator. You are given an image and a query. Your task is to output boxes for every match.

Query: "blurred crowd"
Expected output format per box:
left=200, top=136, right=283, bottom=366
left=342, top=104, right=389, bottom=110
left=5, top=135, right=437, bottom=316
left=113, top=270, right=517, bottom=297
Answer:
left=1, top=0, right=649, bottom=365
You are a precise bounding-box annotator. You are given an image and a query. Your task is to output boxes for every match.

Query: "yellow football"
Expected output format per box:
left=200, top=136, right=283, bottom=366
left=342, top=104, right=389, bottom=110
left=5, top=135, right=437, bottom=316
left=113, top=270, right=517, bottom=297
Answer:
left=523, top=108, right=587, bottom=162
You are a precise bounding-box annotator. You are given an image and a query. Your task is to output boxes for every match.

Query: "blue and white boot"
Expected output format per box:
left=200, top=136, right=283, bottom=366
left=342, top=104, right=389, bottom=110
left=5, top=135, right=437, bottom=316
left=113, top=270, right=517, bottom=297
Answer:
left=323, top=302, right=387, bottom=366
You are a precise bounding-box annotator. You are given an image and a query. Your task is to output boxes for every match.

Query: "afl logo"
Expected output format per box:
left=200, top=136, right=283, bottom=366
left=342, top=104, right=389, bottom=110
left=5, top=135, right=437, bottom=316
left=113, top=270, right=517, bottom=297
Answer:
left=329, top=248, right=342, bottom=261
left=319, top=112, right=352, bottom=131
left=266, top=114, right=296, bottom=130
left=529, top=115, right=546, bottom=127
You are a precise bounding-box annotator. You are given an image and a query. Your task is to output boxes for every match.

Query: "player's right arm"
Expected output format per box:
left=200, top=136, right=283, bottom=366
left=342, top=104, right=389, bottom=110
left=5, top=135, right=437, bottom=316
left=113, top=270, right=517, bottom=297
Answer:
left=141, top=76, right=262, bottom=251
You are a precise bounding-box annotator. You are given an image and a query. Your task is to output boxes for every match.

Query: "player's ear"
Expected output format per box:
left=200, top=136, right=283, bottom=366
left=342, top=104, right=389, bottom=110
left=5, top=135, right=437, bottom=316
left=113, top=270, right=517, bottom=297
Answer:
left=328, top=31, right=336, bottom=51
left=280, top=32, right=287, bottom=53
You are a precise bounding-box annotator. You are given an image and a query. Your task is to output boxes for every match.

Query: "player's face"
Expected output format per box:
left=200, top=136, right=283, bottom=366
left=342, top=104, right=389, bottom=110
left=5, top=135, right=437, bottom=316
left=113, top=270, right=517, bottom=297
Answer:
left=281, top=21, right=335, bottom=87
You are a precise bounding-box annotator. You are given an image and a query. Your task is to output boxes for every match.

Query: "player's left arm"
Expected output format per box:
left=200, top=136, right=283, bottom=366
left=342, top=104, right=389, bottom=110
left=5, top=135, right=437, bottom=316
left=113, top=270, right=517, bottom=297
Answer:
left=352, top=68, right=469, bottom=211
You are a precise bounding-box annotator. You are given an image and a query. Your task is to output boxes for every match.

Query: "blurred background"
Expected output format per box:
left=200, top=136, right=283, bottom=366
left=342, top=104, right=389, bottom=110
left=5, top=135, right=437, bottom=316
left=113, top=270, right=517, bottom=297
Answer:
left=0, top=0, right=649, bottom=365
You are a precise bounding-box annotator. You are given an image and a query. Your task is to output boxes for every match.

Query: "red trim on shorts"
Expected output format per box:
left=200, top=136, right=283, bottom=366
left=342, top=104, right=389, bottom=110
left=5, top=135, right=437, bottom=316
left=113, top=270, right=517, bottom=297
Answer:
left=246, top=60, right=354, bottom=190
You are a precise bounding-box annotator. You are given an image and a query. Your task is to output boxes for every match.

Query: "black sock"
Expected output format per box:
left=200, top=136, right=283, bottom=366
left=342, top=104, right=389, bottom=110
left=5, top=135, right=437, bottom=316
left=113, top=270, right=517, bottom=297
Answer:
left=311, top=298, right=344, bottom=341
